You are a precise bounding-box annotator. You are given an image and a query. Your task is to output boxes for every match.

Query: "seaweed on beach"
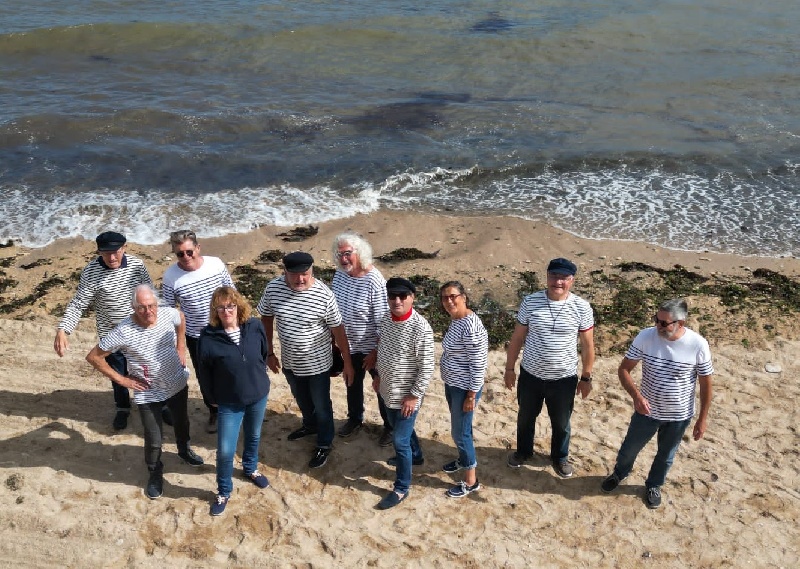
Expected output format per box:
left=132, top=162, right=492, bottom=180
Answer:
left=231, top=265, right=273, bottom=307
left=20, top=258, right=52, bottom=270
left=255, top=250, right=284, bottom=264
left=277, top=225, right=318, bottom=242
left=314, top=267, right=336, bottom=285
left=0, top=257, right=16, bottom=269
left=0, top=240, right=14, bottom=249
left=0, top=275, right=18, bottom=294
left=0, top=275, right=67, bottom=314
left=376, top=248, right=440, bottom=263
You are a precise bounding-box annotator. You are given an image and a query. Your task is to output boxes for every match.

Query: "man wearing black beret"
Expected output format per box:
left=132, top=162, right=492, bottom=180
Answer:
left=503, top=258, right=595, bottom=478
left=257, top=251, right=353, bottom=469
left=54, top=231, right=152, bottom=430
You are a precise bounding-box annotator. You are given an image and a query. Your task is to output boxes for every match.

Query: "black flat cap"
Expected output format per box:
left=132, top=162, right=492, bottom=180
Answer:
left=96, top=231, right=126, bottom=252
left=283, top=251, right=314, bottom=273
left=547, top=257, right=577, bottom=276
left=386, top=277, right=416, bottom=295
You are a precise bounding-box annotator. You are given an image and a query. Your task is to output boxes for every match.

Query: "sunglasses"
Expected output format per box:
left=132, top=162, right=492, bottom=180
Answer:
left=176, top=249, right=195, bottom=258
left=653, top=315, right=679, bottom=327
left=388, top=292, right=410, bottom=300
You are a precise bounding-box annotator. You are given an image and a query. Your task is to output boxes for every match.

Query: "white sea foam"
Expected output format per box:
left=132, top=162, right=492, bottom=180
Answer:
left=0, top=184, right=380, bottom=247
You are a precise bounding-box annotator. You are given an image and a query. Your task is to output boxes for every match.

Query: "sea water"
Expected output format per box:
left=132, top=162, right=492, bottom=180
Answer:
left=1, top=0, right=798, bottom=255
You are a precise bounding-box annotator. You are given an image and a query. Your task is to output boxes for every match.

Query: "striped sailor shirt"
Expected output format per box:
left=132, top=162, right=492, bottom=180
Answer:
left=517, top=290, right=594, bottom=380
left=58, top=254, right=152, bottom=340
left=331, top=267, right=388, bottom=354
left=257, top=276, right=342, bottom=376
left=625, top=327, right=714, bottom=421
left=440, top=312, right=488, bottom=392
left=376, top=309, right=434, bottom=411
left=162, top=256, right=234, bottom=338
left=99, top=307, right=189, bottom=405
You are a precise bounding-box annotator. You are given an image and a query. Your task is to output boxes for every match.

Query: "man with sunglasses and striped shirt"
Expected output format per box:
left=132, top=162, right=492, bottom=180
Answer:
left=601, top=298, right=713, bottom=509
left=162, top=229, right=235, bottom=434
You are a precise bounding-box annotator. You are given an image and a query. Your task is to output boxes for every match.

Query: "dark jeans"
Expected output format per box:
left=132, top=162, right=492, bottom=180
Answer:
left=346, top=352, right=390, bottom=427
left=137, top=386, right=191, bottom=469
left=613, top=412, right=692, bottom=489
left=284, top=368, right=334, bottom=448
left=105, top=351, right=131, bottom=410
left=186, top=335, right=216, bottom=415
left=516, top=367, right=578, bottom=463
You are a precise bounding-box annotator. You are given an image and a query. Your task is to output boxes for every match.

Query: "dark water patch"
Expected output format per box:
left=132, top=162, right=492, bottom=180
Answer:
left=344, top=100, right=449, bottom=131
left=469, top=12, right=514, bottom=34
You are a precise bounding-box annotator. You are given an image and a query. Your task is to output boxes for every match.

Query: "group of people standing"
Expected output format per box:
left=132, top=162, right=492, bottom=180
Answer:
left=53, top=229, right=713, bottom=515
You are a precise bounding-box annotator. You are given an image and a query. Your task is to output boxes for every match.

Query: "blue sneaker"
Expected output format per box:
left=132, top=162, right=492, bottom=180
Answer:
left=446, top=480, right=481, bottom=499
left=377, top=491, right=407, bottom=510
left=442, top=460, right=464, bottom=474
left=210, top=495, right=228, bottom=516
left=246, top=470, right=270, bottom=489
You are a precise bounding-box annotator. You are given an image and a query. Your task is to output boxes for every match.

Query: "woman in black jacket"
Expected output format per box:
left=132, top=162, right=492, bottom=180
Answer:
left=198, top=286, right=271, bottom=516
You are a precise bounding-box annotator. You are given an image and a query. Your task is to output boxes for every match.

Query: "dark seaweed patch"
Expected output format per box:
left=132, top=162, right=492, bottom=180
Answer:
left=376, top=248, right=440, bottom=263
left=277, top=225, right=318, bottom=242
left=255, top=250, right=285, bottom=264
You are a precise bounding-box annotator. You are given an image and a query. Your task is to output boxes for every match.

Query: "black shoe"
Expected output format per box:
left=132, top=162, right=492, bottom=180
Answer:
left=337, top=419, right=362, bottom=438
left=442, top=460, right=464, bottom=474
left=645, top=486, right=662, bottom=509
left=161, top=407, right=174, bottom=427
left=288, top=426, right=317, bottom=441
left=309, top=447, right=330, bottom=469
left=386, top=455, right=424, bottom=467
left=178, top=447, right=204, bottom=467
left=553, top=460, right=574, bottom=479
left=377, top=490, right=407, bottom=510
left=601, top=472, right=622, bottom=493
left=506, top=452, right=529, bottom=468
left=206, top=412, right=217, bottom=434
left=113, top=409, right=130, bottom=430
left=146, top=465, right=163, bottom=499
left=378, top=427, right=393, bottom=447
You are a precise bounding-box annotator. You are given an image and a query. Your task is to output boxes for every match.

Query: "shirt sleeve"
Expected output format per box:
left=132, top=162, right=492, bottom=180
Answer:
left=58, top=266, right=96, bottom=334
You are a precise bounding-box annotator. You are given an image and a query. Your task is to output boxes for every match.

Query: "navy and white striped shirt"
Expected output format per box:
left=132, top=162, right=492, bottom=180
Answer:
left=331, top=267, right=388, bottom=354
left=257, top=276, right=342, bottom=376
left=162, top=256, right=234, bottom=338
left=626, top=327, right=713, bottom=421
left=441, top=312, right=488, bottom=392
left=58, top=254, right=152, bottom=340
left=99, top=307, right=189, bottom=405
left=376, top=310, right=435, bottom=411
left=517, top=290, right=594, bottom=380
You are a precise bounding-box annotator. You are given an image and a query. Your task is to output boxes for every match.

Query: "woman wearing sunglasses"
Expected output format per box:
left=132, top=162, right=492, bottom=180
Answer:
left=197, top=286, right=271, bottom=516
left=439, top=281, right=488, bottom=498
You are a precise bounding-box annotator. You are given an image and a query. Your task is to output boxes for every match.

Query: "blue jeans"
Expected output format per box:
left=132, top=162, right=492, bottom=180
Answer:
left=284, top=369, right=334, bottom=448
left=445, top=384, right=482, bottom=469
left=105, top=351, right=131, bottom=409
left=516, top=367, right=578, bottom=463
left=613, top=412, right=691, bottom=489
left=216, top=395, right=269, bottom=497
left=385, top=407, right=423, bottom=495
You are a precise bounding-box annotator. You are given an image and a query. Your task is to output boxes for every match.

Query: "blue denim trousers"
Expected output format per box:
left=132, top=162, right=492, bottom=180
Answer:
left=516, top=367, right=578, bottom=463
left=385, top=407, right=423, bottom=495
left=445, top=384, right=482, bottom=469
left=284, top=368, right=334, bottom=448
left=105, top=351, right=131, bottom=409
left=613, top=412, right=692, bottom=489
left=216, top=395, right=269, bottom=497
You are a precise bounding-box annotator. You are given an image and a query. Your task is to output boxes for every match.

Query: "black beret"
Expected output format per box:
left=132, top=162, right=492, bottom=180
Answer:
left=547, top=257, right=577, bottom=276
left=96, top=231, right=126, bottom=252
left=283, top=251, right=314, bottom=273
left=386, top=277, right=416, bottom=295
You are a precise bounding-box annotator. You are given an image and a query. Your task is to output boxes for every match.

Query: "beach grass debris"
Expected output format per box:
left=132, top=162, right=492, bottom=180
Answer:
left=376, top=248, right=441, bottom=263
left=277, top=225, right=319, bottom=241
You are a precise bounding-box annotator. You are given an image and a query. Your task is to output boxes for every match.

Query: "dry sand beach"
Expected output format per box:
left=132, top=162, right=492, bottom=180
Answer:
left=1, top=212, right=799, bottom=568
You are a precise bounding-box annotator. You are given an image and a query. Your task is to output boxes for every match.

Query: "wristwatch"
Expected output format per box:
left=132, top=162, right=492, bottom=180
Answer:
left=579, top=374, right=592, bottom=383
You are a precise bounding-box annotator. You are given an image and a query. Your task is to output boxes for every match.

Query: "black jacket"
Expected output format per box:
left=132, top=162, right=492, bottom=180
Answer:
left=197, top=318, right=271, bottom=407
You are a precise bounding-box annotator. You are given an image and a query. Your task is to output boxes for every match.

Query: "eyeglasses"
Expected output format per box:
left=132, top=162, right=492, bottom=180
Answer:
left=547, top=272, right=573, bottom=280
left=336, top=250, right=354, bottom=259
left=653, top=316, right=679, bottom=327
left=216, top=304, right=237, bottom=313
left=176, top=249, right=195, bottom=258
left=388, top=292, right=410, bottom=301
left=134, top=304, right=158, bottom=313
left=440, top=294, right=463, bottom=302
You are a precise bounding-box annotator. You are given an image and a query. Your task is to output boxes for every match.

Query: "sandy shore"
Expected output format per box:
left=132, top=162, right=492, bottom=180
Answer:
left=1, top=212, right=798, bottom=567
